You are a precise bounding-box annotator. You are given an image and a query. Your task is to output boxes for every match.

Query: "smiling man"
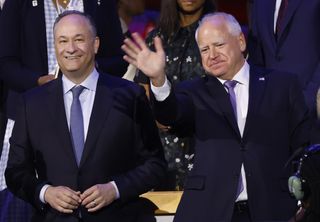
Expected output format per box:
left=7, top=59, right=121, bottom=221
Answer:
left=122, top=12, right=311, bottom=222
left=5, top=11, right=166, bottom=222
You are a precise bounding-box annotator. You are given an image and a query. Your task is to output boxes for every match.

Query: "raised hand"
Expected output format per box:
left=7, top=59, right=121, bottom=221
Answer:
left=122, top=33, right=166, bottom=86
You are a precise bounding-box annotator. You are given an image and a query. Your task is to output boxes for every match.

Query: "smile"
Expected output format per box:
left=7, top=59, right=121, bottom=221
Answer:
left=65, top=55, right=81, bottom=60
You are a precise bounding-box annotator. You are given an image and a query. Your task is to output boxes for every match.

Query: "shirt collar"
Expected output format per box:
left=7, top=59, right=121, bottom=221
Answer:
left=217, top=61, right=250, bottom=86
left=62, top=68, right=99, bottom=94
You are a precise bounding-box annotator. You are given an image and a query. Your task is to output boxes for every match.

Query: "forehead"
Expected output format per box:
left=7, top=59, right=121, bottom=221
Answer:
left=198, top=20, right=230, bottom=44
left=54, top=14, right=91, bottom=36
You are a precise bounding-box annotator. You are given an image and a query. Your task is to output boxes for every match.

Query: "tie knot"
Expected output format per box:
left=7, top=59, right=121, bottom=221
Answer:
left=224, top=80, right=237, bottom=90
left=71, top=85, right=85, bottom=99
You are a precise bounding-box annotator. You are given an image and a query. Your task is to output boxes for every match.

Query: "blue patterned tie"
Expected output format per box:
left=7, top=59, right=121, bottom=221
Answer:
left=224, top=80, right=238, bottom=120
left=224, top=80, right=244, bottom=196
left=70, top=85, right=85, bottom=166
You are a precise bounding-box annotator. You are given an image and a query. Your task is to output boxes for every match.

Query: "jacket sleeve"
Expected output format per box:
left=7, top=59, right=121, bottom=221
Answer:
left=112, top=87, right=167, bottom=201
left=5, top=95, right=46, bottom=210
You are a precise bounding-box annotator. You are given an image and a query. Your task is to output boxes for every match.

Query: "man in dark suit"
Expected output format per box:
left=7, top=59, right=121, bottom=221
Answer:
left=5, top=11, right=166, bottom=222
left=247, top=0, right=320, bottom=143
left=122, top=12, right=311, bottom=221
left=0, top=0, right=128, bottom=221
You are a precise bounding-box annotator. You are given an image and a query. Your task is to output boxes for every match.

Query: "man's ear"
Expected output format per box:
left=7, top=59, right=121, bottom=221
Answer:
left=238, top=33, right=246, bottom=53
left=94, top=36, right=100, bottom=54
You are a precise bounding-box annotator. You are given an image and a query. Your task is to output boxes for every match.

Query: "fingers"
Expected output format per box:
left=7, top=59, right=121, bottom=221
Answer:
left=122, top=34, right=142, bottom=55
left=38, top=75, right=56, bottom=86
left=153, top=36, right=164, bottom=55
left=81, top=183, right=116, bottom=212
left=86, top=196, right=104, bottom=212
left=45, top=186, right=81, bottom=214
left=131, top=32, right=148, bottom=51
left=121, top=32, right=150, bottom=66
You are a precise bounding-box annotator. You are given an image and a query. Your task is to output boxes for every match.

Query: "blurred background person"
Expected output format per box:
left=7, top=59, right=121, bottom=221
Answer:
left=0, top=0, right=126, bottom=221
left=117, top=0, right=146, bottom=37
left=134, top=0, right=216, bottom=191
left=288, top=144, right=320, bottom=222
left=247, top=0, right=320, bottom=143
left=117, top=0, right=159, bottom=81
left=0, top=1, right=31, bottom=222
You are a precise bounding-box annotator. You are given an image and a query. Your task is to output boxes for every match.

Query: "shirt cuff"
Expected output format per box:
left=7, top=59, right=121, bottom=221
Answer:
left=110, top=181, right=120, bottom=199
left=150, top=77, right=171, bottom=101
left=39, top=184, right=51, bottom=204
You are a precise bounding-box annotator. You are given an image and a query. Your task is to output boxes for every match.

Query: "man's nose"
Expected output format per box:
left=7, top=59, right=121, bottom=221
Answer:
left=66, top=41, right=77, bottom=53
left=209, top=47, right=218, bottom=59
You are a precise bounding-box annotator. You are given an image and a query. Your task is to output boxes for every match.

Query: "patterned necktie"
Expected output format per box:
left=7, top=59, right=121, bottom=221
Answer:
left=224, top=80, right=244, bottom=196
left=70, top=85, right=85, bottom=166
left=224, top=80, right=238, bottom=120
left=276, top=0, right=289, bottom=35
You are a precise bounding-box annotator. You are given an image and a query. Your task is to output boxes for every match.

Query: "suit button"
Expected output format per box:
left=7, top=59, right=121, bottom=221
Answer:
left=240, top=142, right=245, bottom=151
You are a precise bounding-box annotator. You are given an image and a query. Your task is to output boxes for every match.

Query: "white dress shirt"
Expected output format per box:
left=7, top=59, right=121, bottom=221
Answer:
left=274, top=0, right=283, bottom=33
left=151, top=61, right=250, bottom=201
left=0, top=0, right=5, bottom=9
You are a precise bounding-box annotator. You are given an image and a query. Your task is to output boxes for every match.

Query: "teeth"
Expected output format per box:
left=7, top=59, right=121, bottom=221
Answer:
left=65, top=56, right=80, bottom=59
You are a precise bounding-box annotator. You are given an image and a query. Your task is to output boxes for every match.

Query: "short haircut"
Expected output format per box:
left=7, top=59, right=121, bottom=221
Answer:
left=195, top=12, right=242, bottom=42
left=53, top=10, right=97, bottom=37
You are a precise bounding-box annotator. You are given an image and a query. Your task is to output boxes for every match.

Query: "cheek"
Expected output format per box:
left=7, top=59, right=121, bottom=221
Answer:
left=55, top=46, right=64, bottom=55
left=201, top=56, right=209, bottom=68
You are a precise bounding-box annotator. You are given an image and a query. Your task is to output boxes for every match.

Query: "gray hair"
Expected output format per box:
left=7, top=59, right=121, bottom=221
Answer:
left=195, top=12, right=242, bottom=41
left=53, top=10, right=97, bottom=37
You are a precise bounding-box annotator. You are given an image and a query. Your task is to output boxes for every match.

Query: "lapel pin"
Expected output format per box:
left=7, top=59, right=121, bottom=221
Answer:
left=32, top=0, right=38, bottom=7
left=259, top=77, right=265, bottom=81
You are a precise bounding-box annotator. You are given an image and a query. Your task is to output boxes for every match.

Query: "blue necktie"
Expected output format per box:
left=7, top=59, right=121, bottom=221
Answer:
left=224, top=80, right=244, bottom=197
left=224, top=80, right=238, bottom=120
left=70, top=85, right=85, bottom=166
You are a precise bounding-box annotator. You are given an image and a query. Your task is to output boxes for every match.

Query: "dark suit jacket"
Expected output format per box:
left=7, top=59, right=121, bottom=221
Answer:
left=153, top=66, right=311, bottom=222
left=248, top=0, right=320, bottom=112
left=5, top=73, right=166, bottom=222
left=0, top=0, right=127, bottom=120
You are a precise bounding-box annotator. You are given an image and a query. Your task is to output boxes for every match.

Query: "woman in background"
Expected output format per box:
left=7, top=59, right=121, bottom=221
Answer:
left=135, top=0, right=216, bottom=190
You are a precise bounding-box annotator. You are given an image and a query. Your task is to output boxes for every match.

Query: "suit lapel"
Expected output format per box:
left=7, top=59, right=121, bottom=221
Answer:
left=46, top=79, right=78, bottom=167
left=205, top=76, right=241, bottom=138
left=277, top=0, right=302, bottom=42
left=267, top=0, right=278, bottom=44
left=80, top=75, right=113, bottom=167
left=242, top=67, right=267, bottom=140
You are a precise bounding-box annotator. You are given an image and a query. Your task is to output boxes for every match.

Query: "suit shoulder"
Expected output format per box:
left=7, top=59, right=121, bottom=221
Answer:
left=251, top=65, right=299, bottom=84
left=175, top=76, right=205, bottom=91
left=23, top=78, right=57, bottom=99
left=99, top=72, right=145, bottom=95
